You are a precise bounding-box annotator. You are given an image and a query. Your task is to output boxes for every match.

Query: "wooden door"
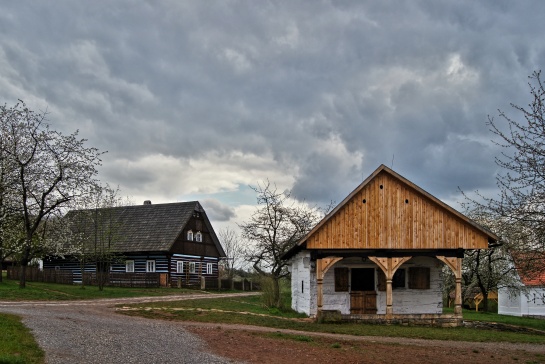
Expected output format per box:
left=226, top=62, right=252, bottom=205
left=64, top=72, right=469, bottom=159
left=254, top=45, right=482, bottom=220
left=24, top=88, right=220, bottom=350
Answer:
left=350, top=268, right=377, bottom=314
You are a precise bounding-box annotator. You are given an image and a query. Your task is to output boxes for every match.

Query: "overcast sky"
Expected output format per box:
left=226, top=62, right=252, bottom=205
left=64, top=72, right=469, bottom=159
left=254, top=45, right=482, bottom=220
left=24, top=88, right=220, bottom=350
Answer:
left=1, top=1, right=543, bottom=232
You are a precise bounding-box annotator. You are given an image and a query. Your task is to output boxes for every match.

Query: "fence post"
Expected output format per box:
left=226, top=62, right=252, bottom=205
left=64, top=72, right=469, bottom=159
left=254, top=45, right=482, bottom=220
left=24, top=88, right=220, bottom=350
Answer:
left=201, top=276, right=206, bottom=290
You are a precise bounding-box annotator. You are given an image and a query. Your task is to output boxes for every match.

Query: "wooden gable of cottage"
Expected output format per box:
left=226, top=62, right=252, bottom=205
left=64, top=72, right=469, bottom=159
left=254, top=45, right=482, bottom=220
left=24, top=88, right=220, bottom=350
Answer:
left=304, top=165, right=494, bottom=252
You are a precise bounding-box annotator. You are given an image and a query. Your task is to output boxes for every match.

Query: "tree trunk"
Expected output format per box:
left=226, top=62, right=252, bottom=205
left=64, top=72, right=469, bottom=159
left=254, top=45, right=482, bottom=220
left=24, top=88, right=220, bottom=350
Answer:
left=272, top=277, right=281, bottom=308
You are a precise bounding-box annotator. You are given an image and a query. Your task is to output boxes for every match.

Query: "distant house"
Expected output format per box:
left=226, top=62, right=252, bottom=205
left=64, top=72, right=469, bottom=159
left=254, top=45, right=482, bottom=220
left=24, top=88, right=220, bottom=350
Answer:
left=283, top=165, right=498, bottom=326
left=43, top=201, right=226, bottom=286
left=498, top=254, right=545, bottom=318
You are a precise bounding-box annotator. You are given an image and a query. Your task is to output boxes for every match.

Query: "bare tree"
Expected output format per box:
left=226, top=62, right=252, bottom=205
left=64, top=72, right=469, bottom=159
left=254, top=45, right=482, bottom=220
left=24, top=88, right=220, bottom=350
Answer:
left=239, top=181, right=322, bottom=308
left=218, top=227, right=244, bottom=279
left=0, top=101, right=103, bottom=288
left=463, top=71, right=545, bottom=301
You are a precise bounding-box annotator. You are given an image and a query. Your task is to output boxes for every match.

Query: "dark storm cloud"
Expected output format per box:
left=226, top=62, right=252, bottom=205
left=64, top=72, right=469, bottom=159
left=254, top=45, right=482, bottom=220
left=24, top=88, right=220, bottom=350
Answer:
left=1, top=1, right=544, bottom=216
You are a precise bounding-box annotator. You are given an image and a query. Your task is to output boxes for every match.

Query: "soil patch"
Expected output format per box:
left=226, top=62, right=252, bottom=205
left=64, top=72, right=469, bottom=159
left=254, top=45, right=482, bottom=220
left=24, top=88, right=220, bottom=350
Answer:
left=187, top=325, right=545, bottom=364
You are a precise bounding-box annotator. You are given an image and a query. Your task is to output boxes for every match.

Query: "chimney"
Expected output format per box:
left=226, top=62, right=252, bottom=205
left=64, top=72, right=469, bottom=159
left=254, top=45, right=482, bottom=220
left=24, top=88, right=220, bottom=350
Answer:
left=143, top=200, right=152, bottom=205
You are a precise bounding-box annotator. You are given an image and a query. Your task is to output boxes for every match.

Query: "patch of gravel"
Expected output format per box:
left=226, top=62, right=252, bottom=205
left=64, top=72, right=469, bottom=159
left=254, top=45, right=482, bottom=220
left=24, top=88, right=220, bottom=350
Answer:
left=0, top=301, right=239, bottom=364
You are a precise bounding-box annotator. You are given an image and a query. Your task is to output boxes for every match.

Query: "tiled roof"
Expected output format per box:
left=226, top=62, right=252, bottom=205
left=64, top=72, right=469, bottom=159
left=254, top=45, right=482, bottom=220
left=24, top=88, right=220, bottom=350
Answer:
left=512, top=252, right=545, bottom=287
left=65, top=201, right=205, bottom=253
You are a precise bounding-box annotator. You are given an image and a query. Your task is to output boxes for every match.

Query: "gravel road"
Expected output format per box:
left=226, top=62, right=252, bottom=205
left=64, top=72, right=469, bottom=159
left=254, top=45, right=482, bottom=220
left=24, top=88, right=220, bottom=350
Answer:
left=0, top=294, right=253, bottom=364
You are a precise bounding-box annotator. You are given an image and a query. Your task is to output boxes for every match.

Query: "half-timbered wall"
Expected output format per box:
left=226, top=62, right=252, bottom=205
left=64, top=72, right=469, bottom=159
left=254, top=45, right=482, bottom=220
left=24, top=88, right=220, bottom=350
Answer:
left=169, top=254, right=219, bottom=287
left=307, top=171, right=489, bottom=250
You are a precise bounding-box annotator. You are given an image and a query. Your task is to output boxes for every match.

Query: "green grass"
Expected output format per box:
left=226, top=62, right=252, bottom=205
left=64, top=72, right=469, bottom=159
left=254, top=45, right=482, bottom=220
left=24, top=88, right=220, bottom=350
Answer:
left=0, top=275, right=203, bottom=301
left=0, top=313, right=44, bottom=364
left=444, top=307, right=545, bottom=332
left=119, top=294, right=545, bottom=344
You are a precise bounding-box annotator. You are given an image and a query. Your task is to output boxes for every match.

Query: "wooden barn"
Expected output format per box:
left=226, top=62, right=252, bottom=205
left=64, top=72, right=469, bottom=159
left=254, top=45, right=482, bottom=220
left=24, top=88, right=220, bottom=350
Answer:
left=43, top=201, right=226, bottom=287
left=284, top=165, right=498, bottom=326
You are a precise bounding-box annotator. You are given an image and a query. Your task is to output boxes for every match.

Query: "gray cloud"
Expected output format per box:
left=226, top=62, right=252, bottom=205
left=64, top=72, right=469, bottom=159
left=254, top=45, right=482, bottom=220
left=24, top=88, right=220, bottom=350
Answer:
left=0, top=1, right=544, bottom=225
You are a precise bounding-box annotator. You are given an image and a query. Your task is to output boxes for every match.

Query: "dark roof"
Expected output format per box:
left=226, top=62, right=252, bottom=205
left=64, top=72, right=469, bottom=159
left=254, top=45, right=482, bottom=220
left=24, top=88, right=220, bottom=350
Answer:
left=65, top=201, right=225, bottom=256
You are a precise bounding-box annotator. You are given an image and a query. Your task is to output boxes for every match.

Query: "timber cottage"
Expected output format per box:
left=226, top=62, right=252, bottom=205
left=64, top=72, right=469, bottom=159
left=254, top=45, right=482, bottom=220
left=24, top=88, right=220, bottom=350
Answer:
left=44, top=201, right=226, bottom=287
left=284, top=165, right=498, bottom=326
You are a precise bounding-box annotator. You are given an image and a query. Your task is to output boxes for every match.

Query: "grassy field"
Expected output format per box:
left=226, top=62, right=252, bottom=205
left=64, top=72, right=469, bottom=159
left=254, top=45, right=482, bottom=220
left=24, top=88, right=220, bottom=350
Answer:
left=119, top=293, right=545, bottom=344
left=0, top=313, right=44, bottom=364
left=0, top=275, right=202, bottom=301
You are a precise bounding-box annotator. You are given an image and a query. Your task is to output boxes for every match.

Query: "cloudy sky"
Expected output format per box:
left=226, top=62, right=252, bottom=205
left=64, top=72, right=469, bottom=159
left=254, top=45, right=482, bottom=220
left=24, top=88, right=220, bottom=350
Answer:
left=1, top=1, right=543, bottom=232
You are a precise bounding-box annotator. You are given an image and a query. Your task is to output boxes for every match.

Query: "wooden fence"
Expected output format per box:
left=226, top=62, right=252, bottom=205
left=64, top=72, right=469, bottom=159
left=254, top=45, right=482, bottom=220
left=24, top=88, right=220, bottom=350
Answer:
left=173, top=276, right=259, bottom=291
left=7, top=267, right=74, bottom=285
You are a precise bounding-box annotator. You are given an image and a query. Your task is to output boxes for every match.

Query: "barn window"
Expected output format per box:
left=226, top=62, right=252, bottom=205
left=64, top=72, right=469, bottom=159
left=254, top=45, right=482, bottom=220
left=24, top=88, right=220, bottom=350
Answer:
left=409, top=267, right=430, bottom=289
left=126, top=260, right=135, bottom=273
left=189, top=262, right=196, bottom=274
left=206, top=263, right=213, bottom=275
left=187, top=230, right=194, bottom=241
left=146, top=260, right=156, bottom=273
left=377, top=269, right=406, bottom=291
left=334, top=267, right=349, bottom=292
left=176, top=261, right=184, bottom=273
left=195, top=231, right=202, bottom=242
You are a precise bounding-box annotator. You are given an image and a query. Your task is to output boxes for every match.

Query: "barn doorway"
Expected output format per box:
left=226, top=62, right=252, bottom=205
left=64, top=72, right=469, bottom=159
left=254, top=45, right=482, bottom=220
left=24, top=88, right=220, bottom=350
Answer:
left=350, top=268, right=377, bottom=314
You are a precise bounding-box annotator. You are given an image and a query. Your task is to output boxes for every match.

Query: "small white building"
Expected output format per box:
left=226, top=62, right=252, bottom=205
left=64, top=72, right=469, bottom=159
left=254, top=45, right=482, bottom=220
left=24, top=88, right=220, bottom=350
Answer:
left=498, top=256, right=545, bottom=318
left=284, top=165, right=498, bottom=326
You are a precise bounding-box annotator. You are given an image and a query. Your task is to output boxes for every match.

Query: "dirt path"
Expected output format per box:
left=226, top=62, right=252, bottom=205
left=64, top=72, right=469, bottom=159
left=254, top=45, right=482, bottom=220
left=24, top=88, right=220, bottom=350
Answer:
left=1, top=294, right=544, bottom=364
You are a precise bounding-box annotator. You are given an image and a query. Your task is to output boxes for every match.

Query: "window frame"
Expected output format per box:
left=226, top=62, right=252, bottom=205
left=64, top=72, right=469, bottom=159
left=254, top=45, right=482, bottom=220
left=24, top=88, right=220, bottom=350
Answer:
left=189, top=261, right=196, bottom=274
left=195, top=231, right=202, bottom=242
left=126, top=260, right=135, bottom=273
left=206, top=262, right=213, bottom=275
left=187, top=230, right=194, bottom=241
left=146, top=260, right=156, bottom=273
left=176, top=261, right=184, bottom=274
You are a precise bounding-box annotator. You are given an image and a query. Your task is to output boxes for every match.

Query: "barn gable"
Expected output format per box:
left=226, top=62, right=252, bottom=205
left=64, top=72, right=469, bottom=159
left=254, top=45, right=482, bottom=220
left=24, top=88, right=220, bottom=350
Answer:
left=304, top=165, right=494, bottom=251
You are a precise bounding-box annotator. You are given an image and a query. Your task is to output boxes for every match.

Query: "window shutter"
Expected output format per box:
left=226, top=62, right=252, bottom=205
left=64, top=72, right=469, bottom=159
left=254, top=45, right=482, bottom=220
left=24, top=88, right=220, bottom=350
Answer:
left=409, top=267, right=430, bottom=289
left=334, top=268, right=349, bottom=292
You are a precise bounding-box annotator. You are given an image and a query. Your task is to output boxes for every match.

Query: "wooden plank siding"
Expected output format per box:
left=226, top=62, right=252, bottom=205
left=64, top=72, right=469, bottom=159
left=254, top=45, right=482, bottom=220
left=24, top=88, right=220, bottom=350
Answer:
left=306, top=169, right=491, bottom=250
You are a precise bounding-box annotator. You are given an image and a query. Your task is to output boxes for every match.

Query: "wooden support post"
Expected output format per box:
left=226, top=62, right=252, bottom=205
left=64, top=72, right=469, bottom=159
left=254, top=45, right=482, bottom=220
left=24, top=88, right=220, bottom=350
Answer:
left=316, top=257, right=343, bottom=318
left=368, top=256, right=411, bottom=319
left=437, top=256, right=463, bottom=316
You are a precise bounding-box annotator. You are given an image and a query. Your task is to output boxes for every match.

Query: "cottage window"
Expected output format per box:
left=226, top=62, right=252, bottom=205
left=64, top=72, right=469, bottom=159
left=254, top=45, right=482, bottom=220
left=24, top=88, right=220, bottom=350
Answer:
left=408, top=267, right=430, bottom=289
left=146, top=260, right=156, bottom=273
left=189, top=261, right=196, bottom=274
left=126, top=260, right=135, bottom=273
left=176, top=261, right=184, bottom=274
left=195, top=231, right=202, bottom=242
left=187, top=230, right=194, bottom=241
left=334, top=267, right=349, bottom=292
left=206, top=263, right=213, bottom=275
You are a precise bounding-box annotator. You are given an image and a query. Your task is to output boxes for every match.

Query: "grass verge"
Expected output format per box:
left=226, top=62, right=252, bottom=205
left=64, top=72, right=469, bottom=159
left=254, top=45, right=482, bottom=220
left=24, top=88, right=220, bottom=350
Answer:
left=0, top=313, right=44, bottom=364
left=0, top=275, right=205, bottom=301
left=119, top=294, right=545, bottom=344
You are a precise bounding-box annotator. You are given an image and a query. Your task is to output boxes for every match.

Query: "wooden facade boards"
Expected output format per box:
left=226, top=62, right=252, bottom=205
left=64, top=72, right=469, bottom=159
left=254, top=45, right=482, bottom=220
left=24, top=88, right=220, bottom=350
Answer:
left=305, top=166, right=494, bottom=251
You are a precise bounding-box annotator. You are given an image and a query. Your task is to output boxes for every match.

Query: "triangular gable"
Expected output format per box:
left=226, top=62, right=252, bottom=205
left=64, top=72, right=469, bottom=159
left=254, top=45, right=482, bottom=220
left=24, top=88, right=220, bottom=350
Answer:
left=301, top=165, right=497, bottom=251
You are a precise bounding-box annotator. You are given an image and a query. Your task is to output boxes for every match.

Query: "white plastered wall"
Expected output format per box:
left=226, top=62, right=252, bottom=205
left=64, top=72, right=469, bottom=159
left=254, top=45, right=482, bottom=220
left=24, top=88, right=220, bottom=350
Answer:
left=290, top=253, right=444, bottom=316
left=499, top=286, right=545, bottom=317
